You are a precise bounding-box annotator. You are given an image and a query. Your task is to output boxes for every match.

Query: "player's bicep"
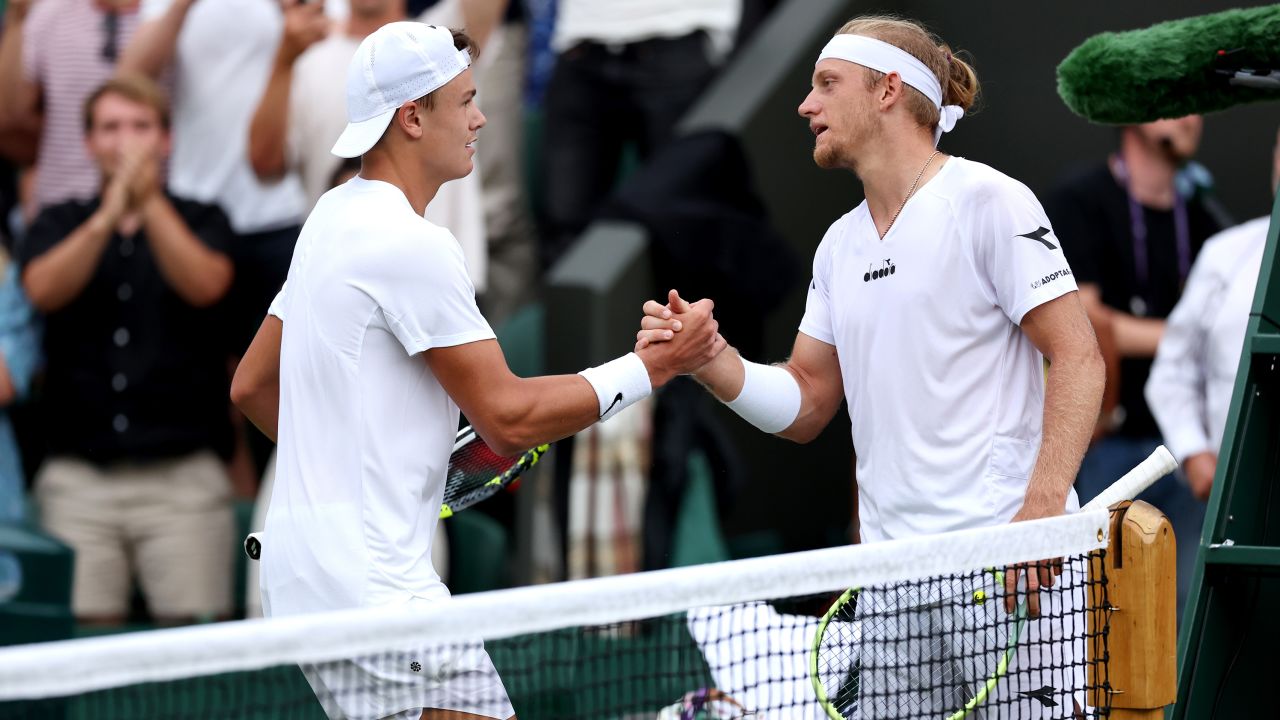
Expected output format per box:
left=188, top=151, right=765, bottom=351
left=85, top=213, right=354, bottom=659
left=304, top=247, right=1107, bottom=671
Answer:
left=231, top=315, right=284, bottom=441
left=1020, top=291, right=1099, bottom=366
left=424, top=339, right=522, bottom=445
left=778, top=331, right=844, bottom=443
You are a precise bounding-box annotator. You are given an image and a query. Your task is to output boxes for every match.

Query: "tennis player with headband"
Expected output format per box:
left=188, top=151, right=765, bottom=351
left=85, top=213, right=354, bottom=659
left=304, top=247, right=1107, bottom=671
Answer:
left=638, top=16, right=1105, bottom=717
left=231, top=22, right=724, bottom=720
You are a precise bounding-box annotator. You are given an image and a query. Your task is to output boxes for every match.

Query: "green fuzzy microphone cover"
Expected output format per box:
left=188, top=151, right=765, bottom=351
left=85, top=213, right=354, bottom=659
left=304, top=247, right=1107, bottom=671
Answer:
left=1057, top=5, right=1280, bottom=125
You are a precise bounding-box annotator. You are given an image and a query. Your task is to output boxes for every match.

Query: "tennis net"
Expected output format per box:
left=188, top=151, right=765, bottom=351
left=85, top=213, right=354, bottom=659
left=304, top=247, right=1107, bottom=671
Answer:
left=0, top=510, right=1112, bottom=720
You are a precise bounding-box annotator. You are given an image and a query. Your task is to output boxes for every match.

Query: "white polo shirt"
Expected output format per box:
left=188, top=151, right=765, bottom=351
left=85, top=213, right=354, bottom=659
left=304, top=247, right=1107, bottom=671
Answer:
left=261, top=177, right=494, bottom=616
left=799, top=157, right=1080, bottom=543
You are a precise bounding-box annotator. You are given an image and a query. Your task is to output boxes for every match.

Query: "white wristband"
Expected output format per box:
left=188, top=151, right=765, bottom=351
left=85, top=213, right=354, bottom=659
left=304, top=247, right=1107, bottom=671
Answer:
left=725, top=358, right=801, bottom=434
left=579, top=353, right=652, bottom=423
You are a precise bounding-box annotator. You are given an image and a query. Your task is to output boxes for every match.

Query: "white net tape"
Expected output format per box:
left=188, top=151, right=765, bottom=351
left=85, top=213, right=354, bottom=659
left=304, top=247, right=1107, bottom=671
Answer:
left=0, top=509, right=1109, bottom=702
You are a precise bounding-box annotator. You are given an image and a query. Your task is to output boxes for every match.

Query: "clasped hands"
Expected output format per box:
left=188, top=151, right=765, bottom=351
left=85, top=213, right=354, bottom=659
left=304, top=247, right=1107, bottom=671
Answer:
left=101, top=140, right=164, bottom=222
left=633, top=289, right=727, bottom=386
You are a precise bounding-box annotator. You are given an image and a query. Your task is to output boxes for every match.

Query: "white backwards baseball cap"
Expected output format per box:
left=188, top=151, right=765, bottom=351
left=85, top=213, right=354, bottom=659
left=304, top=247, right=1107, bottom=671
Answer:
left=331, top=22, right=471, bottom=159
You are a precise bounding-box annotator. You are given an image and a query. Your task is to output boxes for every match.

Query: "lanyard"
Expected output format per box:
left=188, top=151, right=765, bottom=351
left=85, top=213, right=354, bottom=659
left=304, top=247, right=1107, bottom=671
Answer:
left=1112, top=156, right=1192, bottom=300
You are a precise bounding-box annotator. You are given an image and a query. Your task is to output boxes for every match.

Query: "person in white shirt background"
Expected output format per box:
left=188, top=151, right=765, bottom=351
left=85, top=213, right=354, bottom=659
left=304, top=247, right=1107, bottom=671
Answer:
left=1146, top=127, right=1280, bottom=503
left=230, top=22, right=724, bottom=718
left=637, top=15, right=1105, bottom=716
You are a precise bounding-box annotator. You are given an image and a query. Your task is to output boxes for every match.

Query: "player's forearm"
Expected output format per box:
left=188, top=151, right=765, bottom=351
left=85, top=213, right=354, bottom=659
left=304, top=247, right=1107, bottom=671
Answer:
left=473, top=374, right=605, bottom=456
left=248, top=57, right=294, bottom=180
left=694, top=345, right=838, bottom=444
left=1026, top=346, right=1105, bottom=512
left=118, top=0, right=195, bottom=78
left=141, top=195, right=234, bottom=307
left=775, top=359, right=847, bottom=444
left=692, top=346, right=746, bottom=402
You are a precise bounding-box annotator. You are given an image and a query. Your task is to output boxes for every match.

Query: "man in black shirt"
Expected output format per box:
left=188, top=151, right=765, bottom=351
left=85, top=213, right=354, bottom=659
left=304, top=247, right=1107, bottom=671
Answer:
left=1045, top=115, right=1230, bottom=617
left=18, top=75, right=236, bottom=625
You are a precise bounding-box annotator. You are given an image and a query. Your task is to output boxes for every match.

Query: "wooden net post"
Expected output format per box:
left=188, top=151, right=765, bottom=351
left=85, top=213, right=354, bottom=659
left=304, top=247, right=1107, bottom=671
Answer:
left=1089, top=499, right=1178, bottom=718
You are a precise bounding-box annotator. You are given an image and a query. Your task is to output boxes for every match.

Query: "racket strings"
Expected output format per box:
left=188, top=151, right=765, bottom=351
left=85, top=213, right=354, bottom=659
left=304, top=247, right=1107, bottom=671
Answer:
left=440, top=432, right=548, bottom=517
left=442, top=440, right=515, bottom=507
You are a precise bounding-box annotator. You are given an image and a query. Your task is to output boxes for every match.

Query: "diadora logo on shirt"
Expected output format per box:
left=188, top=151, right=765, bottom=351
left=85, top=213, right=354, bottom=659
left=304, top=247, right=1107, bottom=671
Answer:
left=1017, top=226, right=1059, bottom=250
left=1031, top=267, right=1072, bottom=289
left=864, top=259, right=896, bottom=282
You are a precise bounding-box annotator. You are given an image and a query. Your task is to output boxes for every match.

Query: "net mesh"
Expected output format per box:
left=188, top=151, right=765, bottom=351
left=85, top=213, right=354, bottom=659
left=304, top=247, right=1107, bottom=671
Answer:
left=0, top=512, right=1114, bottom=720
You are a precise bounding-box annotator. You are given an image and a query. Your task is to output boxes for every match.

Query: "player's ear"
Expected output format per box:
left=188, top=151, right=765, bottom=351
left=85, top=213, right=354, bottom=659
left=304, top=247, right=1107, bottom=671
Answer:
left=880, top=71, right=903, bottom=108
left=396, top=101, right=425, bottom=140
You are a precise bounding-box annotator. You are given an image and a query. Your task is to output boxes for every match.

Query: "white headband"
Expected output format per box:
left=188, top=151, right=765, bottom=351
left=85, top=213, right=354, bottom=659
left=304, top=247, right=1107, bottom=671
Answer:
left=817, top=34, right=964, bottom=146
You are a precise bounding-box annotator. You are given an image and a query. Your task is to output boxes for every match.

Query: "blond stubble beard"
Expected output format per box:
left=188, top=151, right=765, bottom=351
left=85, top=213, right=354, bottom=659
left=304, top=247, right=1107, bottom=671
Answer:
left=813, top=131, right=862, bottom=172
left=813, top=141, right=845, bottom=170
left=812, top=105, right=877, bottom=171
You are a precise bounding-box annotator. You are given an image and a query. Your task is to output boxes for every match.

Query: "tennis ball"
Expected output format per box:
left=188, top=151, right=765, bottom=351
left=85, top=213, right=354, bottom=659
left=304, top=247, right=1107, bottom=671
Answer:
left=973, top=589, right=987, bottom=605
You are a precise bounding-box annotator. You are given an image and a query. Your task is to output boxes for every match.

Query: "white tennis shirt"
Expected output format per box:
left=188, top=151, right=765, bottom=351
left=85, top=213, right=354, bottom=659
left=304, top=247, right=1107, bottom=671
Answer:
left=261, top=177, right=495, bottom=616
left=799, top=157, right=1081, bottom=543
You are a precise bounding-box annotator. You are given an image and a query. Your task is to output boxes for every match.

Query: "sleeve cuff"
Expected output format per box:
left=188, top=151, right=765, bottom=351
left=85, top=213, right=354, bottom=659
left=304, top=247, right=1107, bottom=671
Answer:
left=1164, top=427, right=1213, bottom=467
left=402, top=328, right=496, bottom=356
left=797, top=321, right=836, bottom=347
left=1009, top=279, right=1077, bottom=326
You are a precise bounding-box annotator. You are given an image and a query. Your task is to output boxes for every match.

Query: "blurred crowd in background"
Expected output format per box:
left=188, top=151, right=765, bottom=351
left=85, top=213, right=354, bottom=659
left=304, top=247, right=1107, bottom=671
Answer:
left=0, top=0, right=1273, bottom=634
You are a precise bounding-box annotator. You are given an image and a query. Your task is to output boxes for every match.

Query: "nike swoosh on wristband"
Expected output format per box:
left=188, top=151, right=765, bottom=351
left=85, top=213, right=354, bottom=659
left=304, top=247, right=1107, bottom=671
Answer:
left=602, top=392, right=623, bottom=419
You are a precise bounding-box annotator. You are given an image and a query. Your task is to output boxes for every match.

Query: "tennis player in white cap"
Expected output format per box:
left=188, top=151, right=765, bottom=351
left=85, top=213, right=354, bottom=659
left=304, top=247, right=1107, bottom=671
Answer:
left=637, top=15, right=1105, bottom=718
left=231, top=21, right=724, bottom=720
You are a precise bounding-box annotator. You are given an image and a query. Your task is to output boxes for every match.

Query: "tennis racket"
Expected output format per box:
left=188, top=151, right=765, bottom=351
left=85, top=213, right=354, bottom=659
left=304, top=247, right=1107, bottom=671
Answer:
left=439, top=425, right=549, bottom=518
left=809, top=445, right=1176, bottom=720
left=244, top=426, right=549, bottom=561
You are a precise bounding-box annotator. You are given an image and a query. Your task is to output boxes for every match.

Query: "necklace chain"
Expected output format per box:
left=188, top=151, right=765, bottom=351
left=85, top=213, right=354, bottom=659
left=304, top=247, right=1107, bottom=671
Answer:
left=883, top=150, right=940, bottom=238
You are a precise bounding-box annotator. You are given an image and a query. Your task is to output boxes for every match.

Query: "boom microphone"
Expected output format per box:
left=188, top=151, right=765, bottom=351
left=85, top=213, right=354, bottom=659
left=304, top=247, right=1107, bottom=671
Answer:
left=1057, top=5, right=1280, bottom=125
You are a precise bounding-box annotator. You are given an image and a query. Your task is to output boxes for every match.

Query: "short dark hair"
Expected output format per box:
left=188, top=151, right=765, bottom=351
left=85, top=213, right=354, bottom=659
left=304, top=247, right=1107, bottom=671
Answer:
left=370, top=28, right=477, bottom=154
left=83, top=74, right=171, bottom=133
left=414, top=28, right=477, bottom=112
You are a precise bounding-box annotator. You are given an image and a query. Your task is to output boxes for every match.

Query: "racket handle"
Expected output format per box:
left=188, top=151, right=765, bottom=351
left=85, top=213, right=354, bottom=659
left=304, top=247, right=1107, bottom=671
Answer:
left=1081, top=445, right=1177, bottom=512
left=245, top=532, right=264, bottom=561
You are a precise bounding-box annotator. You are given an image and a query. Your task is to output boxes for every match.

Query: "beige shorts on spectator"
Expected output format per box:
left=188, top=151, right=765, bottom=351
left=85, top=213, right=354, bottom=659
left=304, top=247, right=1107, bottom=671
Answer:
left=35, top=451, right=234, bottom=620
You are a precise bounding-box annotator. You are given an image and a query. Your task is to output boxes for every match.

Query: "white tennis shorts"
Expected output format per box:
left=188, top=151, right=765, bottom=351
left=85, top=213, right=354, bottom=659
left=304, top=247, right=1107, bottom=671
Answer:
left=301, top=640, right=515, bottom=720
